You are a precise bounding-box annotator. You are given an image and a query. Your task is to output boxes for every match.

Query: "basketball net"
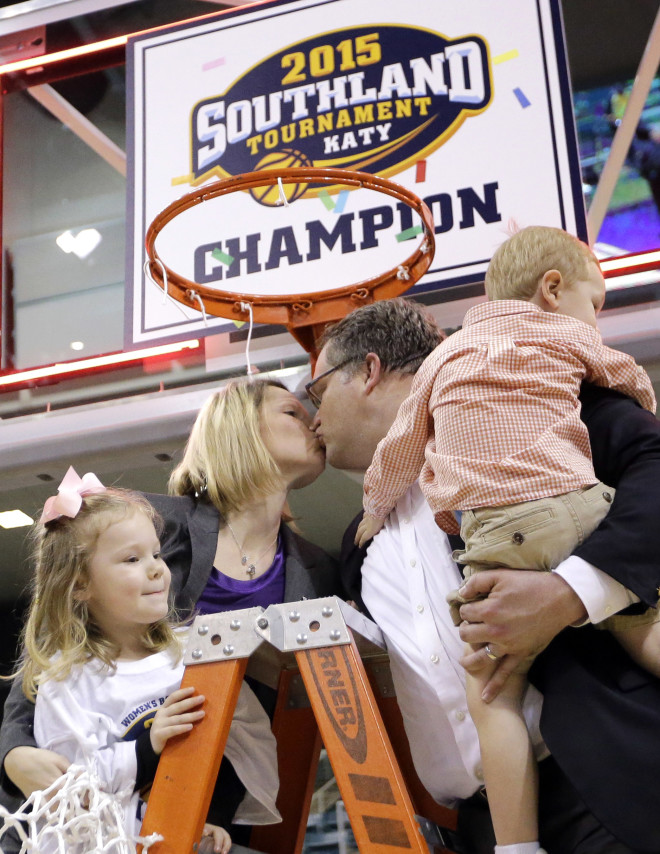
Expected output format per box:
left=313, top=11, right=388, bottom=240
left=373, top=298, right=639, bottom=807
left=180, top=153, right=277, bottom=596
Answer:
left=0, top=765, right=163, bottom=853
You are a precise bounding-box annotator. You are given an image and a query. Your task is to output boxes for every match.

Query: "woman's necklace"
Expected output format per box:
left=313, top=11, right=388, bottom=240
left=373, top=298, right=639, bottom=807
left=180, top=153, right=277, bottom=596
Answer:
left=225, top=521, right=279, bottom=578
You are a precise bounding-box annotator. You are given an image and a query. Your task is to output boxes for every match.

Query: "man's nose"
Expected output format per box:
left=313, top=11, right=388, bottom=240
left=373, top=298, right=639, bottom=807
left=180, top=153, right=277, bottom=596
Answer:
left=311, top=411, right=321, bottom=431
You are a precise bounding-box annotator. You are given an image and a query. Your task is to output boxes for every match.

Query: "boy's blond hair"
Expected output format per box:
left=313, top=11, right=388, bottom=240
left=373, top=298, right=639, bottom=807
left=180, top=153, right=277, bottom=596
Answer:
left=19, top=490, right=178, bottom=700
left=169, top=378, right=287, bottom=516
left=485, top=225, right=598, bottom=301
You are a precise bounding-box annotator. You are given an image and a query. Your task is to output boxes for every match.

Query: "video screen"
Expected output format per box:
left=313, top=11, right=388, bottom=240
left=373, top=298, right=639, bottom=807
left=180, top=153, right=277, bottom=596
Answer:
left=575, top=76, right=660, bottom=254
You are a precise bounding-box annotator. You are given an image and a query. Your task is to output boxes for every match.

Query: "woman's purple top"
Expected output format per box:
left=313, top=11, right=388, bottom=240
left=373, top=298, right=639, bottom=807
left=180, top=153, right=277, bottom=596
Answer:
left=197, top=535, right=286, bottom=613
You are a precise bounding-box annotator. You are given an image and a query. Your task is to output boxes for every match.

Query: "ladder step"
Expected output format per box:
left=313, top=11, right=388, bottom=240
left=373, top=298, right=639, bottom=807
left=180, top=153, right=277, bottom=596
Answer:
left=141, top=600, right=459, bottom=854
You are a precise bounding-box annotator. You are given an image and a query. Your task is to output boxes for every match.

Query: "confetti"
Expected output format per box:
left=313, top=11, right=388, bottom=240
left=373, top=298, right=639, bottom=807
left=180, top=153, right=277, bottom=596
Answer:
left=396, top=225, right=423, bottom=242
left=513, top=87, right=531, bottom=108
left=333, top=190, right=349, bottom=214
left=212, top=248, right=234, bottom=266
left=493, top=49, right=519, bottom=64
left=319, top=189, right=335, bottom=211
left=202, top=57, right=226, bottom=72
left=415, top=160, right=427, bottom=183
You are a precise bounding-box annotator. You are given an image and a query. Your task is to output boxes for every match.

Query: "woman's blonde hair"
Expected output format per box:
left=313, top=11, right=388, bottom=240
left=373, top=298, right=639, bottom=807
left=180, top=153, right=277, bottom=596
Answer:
left=485, top=225, right=598, bottom=301
left=169, top=378, right=288, bottom=515
left=18, top=489, right=177, bottom=700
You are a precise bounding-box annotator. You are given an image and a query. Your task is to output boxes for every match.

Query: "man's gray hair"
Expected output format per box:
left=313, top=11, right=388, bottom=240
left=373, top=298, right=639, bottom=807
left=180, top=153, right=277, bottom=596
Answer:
left=318, top=298, right=443, bottom=374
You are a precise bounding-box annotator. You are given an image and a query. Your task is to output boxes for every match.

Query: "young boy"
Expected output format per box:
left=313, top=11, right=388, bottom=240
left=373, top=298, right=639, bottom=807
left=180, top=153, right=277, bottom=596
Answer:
left=356, top=226, right=659, bottom=854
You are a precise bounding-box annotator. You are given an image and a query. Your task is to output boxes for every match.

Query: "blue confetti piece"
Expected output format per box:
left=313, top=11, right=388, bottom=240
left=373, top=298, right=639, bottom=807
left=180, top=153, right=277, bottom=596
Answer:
left=333, top=190, right=349, bottom=215
left=513, top=87, right=531, bottom=108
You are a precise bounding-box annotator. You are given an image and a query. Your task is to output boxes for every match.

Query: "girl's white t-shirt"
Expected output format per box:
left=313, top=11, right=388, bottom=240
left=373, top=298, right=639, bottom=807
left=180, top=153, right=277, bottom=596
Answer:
left=34, top=639, right=280, bottom=845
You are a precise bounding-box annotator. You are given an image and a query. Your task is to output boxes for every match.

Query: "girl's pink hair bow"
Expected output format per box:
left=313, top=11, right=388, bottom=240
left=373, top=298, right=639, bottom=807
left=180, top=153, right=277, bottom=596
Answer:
left=40, top=466, right=106, bottom=524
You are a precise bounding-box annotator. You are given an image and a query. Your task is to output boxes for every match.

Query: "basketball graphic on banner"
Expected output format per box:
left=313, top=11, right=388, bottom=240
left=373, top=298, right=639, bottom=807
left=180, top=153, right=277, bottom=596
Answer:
left=251, top=149, right=314, bottom=206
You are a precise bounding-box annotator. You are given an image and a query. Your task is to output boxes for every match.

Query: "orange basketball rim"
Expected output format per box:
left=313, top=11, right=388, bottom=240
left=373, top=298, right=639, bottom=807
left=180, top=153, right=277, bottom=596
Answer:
left=144, top=167, right=436, bottom=355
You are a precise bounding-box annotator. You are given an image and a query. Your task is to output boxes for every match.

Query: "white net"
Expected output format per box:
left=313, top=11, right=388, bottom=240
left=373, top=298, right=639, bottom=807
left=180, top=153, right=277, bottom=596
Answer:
left=0, top=765, right=163, bottom=854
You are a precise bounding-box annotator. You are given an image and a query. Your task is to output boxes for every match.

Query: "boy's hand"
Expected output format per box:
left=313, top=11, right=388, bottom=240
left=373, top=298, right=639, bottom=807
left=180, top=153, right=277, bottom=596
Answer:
left=198, top=823, right=231, bottom=854
left=149, top=686, right=205, bottom=755
left=355, top=514, right=384, bottom=548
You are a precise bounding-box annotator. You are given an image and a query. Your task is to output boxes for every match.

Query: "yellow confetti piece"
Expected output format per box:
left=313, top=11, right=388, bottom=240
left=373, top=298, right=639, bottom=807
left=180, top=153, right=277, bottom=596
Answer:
left=232, top=320, right=246, bottom=329
left=171, top=174, right=194, bottom=186
left=493, top=49, right=519, bottom=64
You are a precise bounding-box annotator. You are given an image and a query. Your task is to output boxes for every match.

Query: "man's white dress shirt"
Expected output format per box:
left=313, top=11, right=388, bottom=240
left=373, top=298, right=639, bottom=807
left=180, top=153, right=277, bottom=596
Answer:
left=361, top=482, right=637, bottom=806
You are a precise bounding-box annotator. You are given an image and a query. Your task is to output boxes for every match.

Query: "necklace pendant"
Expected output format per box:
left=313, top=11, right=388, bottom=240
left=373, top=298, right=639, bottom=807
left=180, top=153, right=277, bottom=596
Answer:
left=247, top=564, right=256, bottom=578
left=241, top=556, right=248, bottom=566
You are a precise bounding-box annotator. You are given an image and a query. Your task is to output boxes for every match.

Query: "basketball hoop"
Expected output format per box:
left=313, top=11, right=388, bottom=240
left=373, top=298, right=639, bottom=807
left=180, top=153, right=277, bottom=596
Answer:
left=144, top=167, right=435, bottom=356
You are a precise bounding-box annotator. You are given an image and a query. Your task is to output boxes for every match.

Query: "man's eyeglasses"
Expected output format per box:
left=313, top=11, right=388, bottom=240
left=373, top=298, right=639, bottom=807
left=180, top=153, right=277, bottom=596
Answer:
left=305, top=359, right=354, bottom=408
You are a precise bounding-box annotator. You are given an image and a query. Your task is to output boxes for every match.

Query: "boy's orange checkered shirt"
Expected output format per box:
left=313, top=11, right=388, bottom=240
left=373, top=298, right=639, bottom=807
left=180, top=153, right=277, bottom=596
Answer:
left=363, top=300, right=656, bottom=534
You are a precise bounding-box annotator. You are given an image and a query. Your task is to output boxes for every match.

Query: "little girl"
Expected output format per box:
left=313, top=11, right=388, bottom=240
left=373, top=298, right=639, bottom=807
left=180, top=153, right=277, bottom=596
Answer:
left=15, top=467, right=280, bottom=853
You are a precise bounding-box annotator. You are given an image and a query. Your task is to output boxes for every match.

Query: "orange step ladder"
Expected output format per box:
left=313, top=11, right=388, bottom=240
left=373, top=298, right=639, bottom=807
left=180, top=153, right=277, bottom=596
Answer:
left=139, top=597, right=460, bottom=854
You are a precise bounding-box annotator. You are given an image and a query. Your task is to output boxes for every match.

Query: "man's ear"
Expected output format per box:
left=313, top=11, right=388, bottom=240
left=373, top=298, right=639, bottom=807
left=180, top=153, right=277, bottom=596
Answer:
left=537, top=269, right=565, bottom=310
left=363, top=352, right=383, bottom=395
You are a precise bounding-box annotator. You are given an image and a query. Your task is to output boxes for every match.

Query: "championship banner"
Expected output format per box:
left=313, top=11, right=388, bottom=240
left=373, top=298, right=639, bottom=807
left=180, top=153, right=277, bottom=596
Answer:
left=126, top=0, right=585, bottom=347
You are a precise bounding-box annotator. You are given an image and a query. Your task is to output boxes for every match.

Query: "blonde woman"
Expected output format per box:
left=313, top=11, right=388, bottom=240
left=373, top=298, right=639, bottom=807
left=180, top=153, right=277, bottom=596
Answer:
left=157, top=377, right=339, bottom=617
left=0, top=379, right=341, bottom=848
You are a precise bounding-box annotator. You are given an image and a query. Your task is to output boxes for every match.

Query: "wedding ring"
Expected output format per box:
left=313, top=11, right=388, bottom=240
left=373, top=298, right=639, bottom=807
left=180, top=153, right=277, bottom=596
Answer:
left=484, top=644, right=500, bottom=661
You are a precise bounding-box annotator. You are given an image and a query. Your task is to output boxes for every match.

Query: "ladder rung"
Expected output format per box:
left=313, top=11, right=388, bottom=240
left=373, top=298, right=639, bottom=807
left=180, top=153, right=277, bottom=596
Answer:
left=140, top=601, right=460, bottom=854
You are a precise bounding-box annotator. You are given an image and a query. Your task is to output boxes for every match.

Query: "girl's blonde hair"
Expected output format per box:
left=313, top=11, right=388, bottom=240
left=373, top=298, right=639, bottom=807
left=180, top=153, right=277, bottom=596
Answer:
left=169, top=378, right=288, bottom=515
left=18, top=489, right=177, bottom=700
left=485, top=225, right=599, bottom=302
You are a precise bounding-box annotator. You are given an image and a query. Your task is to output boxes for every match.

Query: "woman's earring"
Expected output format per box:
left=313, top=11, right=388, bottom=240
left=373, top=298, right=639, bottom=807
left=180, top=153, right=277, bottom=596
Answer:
left=194, top=474, right=208, bottom=498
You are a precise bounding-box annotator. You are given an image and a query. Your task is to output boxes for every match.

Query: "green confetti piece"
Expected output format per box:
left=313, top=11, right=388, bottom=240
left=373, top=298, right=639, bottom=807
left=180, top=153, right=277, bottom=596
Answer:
left=318, top=189, right=335, bottom=211
left=396, top=225, right=423, bottom=242
left=211, top=247, right=234, bottom=266
left=232, top=320, right=246, bottom=329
